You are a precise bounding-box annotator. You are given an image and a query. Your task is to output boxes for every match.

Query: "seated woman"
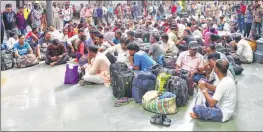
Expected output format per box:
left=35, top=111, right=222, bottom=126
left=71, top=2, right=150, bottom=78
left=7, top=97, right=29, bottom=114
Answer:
left=14, top=35, right=39, bottom=68
left=79, top=45, right=111, bottom=86
left=217, top=16, right=225, bottom=31
left=45, top=39, right=70, bottom=67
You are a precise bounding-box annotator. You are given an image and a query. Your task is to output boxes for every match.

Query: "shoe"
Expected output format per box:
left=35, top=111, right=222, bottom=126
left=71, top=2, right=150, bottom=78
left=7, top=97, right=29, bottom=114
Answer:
left=150, top=114, right=171, bottom=127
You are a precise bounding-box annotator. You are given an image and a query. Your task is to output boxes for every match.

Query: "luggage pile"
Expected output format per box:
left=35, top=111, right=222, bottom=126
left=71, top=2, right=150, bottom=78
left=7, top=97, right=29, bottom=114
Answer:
left=110, top=61, right=195, bottom=115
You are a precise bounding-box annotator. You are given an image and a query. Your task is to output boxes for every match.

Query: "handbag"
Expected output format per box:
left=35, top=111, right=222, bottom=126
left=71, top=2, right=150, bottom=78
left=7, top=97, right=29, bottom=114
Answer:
left=64, top=63, right=79, bottom=84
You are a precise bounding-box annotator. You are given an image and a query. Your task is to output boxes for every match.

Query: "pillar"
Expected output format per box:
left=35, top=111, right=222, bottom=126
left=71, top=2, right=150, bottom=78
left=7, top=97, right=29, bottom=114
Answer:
left=46, top=0, right=53, bottom=27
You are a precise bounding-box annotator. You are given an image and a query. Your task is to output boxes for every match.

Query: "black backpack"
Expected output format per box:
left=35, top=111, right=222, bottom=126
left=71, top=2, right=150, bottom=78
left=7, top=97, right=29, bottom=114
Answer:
left=110, top=62, right=134, bottom=98
left=166, top=76, right=189, bottom=107
left=1, top=50, right=15, bottom=71
left=150, top=64, right=177, bottom=77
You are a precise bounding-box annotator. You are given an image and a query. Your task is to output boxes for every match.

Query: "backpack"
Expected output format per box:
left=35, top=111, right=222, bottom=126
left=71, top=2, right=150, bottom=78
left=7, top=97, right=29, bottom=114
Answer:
left=166, top=76, right=189, bottom=107
left=1, top=50, right=15, bottom=71
left=132, top=71, right=156, bottom=104
left=150, top=64, right=177, bottom=77
left=163, top=56, right=177, bottom=69
left=155, top=73, right=171, bottom=92
left=110, top=62, right=134, bottom=98
left=178, top=69, right=194, bottom=96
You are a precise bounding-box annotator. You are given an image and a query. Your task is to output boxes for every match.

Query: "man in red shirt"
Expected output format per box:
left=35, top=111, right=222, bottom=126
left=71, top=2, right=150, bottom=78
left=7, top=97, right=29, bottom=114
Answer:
left=171, top=3, right=177, bottom=15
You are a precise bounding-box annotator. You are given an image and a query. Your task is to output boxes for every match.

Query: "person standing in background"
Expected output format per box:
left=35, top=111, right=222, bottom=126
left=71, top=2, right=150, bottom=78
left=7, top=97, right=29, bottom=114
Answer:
left=31, top=3, right=41, bottom=29
left=2, top=4, right=17, bottom=39
left=52, top=2, right=61, bottom=30
left=23, top=4, right=31, bottom=20
left=1, top=18, right=5, bottom=44
left=62, top=4, right=72, bottom=27
left=85, top=5, right=93, bottom=26
left=80, top=3, right=86, bottom=23
left=244, top=4, right=253, bottom=37
left=96, top=5, right=103, bottom=25
left=16, top=7, right=27, bottom=35
left=92, top=4, right=98, bottom=26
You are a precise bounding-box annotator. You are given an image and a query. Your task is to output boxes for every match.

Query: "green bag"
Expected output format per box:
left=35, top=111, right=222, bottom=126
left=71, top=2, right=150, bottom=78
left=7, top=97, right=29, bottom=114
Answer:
left=142, top=91, right=177, bottom=115
left=155, top=73, right=171, bottom=92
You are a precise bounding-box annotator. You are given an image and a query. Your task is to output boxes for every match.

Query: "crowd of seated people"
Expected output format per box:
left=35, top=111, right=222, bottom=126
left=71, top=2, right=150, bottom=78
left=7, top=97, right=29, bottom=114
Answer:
left=3, top=1, right=263, bottom=124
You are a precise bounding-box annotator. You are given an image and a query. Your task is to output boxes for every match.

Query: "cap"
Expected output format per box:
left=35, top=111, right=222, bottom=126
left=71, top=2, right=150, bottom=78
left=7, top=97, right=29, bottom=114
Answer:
left=188, top=41, right=199, bottom=49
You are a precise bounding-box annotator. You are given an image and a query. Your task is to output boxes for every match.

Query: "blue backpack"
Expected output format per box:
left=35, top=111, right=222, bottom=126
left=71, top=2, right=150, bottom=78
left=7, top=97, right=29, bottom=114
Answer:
left=132, top=71, right=156, bottom=104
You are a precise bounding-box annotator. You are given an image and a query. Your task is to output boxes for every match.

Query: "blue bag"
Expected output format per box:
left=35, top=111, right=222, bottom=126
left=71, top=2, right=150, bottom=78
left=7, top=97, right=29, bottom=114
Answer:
left=132, top=71, right=156, bottom=104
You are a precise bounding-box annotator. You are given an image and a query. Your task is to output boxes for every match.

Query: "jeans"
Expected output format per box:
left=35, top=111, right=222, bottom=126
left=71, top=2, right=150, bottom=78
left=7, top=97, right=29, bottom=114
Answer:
left=19, top=28, right=27, bottom=35
left=238, top=17, right=244, bottom=32
left=193, top=74, right=206, bottom=82
left=253, top=22, right=262, bottom=35
left=1, top=27, right=4, bottom=44
left=244, top=23, right=252, bottom=37
left=193, top=105, right=223, bottom=122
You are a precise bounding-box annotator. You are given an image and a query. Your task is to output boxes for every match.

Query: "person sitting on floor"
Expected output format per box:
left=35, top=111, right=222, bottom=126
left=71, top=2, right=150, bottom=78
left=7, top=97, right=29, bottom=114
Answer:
left=190, top=59, right=236, bottom=123
left=45, top=39, right=69, bottom=67
left=67, top=28, right=86, bottom=58
left=149, top=33, right=165, bottom=65
left=14, top=35, right=38, bottom=68
left=37, top=31, right=53, bottom=60
left=232, top=35, right=253, bottom=64
left=176, top=41, right=205, bottom=82
left=49, top=25, right=60, bottom=39
left=94, top=33, right=112, bottom=52
left=79, top=45, right=111, bottom=86
left=127, top=43, right=156, bottom=71
left=103, top=37, right=130, bottom=65
left=204, top=53, right=234, bottom=90
left=161, top=33, right=179, bottom=56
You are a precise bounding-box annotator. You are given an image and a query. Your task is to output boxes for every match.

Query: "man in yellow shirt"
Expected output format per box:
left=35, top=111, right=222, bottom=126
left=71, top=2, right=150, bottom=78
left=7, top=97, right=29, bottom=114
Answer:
left=23, top=5, right=31, bottom=20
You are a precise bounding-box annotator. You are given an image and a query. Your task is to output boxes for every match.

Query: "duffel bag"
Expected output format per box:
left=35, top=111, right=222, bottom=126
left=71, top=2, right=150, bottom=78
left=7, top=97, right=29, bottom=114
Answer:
left=155, top=72, right=171, bottom=92
left=166, top=76, right=189, bottom=107
left=1, top=49, right=15, bottom=71
left=16, top=54, right=39, bottom=68
left=112, top=69, right=134, bottom=98
left=142, top=91, right=177, bottom=115
left=132, top=71, right=156, bottom=104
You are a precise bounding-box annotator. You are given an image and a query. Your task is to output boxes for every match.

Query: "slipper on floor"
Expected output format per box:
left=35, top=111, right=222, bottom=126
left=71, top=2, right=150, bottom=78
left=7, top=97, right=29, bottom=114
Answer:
left=114, top=98, right=133, bottom=107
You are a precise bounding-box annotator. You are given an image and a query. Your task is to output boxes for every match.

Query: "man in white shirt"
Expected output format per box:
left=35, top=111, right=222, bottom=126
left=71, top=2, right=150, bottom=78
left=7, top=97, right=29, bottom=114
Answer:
left=67, top=29, right=85, bottom=56
left=103, top=37, right=130, bottom=65
left=190, top=59, right=237, bottom=122
left=62, top=4, right=72, bottom=26
left=49, top=25, right=60, bottom=40
left=232, top=35, right=253, bottom=63
left=192, top=25, right=202, bottom=39
left=160, top=33, right=179, bottom=56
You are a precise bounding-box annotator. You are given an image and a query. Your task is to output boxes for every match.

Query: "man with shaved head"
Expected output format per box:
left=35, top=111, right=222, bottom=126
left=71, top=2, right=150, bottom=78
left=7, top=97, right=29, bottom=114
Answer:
left=190, top=59, right=237, bottom=123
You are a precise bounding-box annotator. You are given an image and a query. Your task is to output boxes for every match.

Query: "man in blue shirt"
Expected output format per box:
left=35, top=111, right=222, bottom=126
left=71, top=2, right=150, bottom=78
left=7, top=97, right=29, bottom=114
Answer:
left=127, top=43, right=156, bottom=71
left=96, top=5, right=103, bottom=25
left=14, top=35, right=33, bottom=57
left=112, top=30, right=122, bottom=44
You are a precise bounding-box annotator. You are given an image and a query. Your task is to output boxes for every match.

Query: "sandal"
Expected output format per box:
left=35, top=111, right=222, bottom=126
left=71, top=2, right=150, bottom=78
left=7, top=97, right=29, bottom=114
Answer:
left=114, top=98, right=133, bottom=107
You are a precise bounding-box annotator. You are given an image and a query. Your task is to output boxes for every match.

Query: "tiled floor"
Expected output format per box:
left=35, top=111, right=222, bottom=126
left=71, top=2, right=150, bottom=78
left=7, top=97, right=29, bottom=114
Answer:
left=1, top=61, right=263, bottom=131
